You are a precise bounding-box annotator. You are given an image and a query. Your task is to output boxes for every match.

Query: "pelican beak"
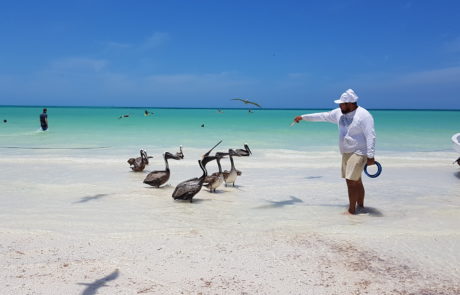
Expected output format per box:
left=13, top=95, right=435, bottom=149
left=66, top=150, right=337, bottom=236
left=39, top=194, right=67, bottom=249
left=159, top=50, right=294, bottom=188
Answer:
left=245, top=144, right=252, bottom=155
left=202, top=140, right=222, bottom=158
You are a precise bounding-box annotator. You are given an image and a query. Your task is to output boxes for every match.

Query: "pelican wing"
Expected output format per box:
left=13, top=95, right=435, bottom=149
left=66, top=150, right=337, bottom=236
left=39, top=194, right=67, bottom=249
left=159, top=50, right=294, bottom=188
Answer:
left=204, top=175, right=218, bottom=187
left=172, top=178, right=202, bottom=200
left=143, top=171, right=169, bottom=187
left=247, top=101, right=262, bottom=108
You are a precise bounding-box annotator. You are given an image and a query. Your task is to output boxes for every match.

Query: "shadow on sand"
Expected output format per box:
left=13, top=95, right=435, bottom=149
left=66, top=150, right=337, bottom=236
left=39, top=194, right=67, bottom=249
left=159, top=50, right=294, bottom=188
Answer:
left=78, top=269, right=119, bottom=295
left=73, top=194, right=110, bottom=204
left=356, top=206, right=384, bottom=217
left=454, top=171, right=460, bottom=179
left=255, top=196, right=304, bottom=209
left=304, top=176, right=323, bottom=179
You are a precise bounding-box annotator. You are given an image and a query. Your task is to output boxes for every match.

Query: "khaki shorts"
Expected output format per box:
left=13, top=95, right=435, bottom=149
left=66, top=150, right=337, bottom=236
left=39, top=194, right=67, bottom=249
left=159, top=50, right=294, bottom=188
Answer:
left=341, top=153, right=367, bottom=181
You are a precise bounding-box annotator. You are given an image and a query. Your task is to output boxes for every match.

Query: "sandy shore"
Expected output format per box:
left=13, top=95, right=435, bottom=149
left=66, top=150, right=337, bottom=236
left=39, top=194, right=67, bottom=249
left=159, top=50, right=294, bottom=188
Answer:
left=2, top=229, right=459, bottom=294
left=1, top=149, right=459, bottom=294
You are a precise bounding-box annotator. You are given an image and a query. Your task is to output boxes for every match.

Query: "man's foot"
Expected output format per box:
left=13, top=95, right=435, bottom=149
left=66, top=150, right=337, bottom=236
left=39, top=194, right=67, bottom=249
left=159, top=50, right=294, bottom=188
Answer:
left=343, top=209, right=356, bottom=215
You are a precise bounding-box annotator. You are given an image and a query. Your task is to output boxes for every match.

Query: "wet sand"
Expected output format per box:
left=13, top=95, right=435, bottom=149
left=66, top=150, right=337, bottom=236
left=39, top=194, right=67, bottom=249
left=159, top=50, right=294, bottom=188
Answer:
left=1, top=149, right=459, bottom=294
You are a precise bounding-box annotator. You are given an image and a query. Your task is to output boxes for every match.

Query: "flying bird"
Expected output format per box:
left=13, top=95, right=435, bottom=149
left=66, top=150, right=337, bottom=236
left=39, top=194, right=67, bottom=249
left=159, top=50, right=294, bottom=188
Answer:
left=231, top=98, right=262, bottom=108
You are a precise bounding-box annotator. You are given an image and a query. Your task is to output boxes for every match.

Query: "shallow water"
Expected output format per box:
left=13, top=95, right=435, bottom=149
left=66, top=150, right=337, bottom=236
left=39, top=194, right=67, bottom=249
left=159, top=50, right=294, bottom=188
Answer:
left=1, top=107, right=459, bottom=153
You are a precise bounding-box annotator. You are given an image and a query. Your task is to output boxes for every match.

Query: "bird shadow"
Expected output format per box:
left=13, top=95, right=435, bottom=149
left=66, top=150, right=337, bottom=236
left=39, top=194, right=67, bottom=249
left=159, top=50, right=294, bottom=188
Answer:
left=223, top=184, right=245, bottom=192
left=454, top=171, right=460, bottom=179
left=190, top=198, right=213, bottom=204
left=254, top=196, right=304, bottom=209
left=77, top=269, right=119, bottom=295
left=205, top=189, right=226, bottom=195
left=73, top=194, right=110, bottom=204
left=304, top=176, right=323, bottom=179
left=144, top=184, right=173, bottom=190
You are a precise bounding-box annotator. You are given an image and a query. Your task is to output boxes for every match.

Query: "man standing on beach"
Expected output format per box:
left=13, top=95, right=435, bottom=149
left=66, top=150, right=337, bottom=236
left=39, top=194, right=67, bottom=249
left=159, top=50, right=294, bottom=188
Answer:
left=40, top=108, right=48, bottom=131
left=293, top=89, right=376, bottom=214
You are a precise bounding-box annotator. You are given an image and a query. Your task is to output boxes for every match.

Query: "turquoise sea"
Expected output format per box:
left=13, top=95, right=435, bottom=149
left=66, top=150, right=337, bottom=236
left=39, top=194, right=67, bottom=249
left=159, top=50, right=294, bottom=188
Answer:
left=1, top=106, right=459, bottom=155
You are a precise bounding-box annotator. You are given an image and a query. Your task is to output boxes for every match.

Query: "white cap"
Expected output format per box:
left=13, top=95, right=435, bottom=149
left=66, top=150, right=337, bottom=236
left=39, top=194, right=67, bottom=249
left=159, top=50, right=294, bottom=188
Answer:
left=334, top=89, right=358, bottom=104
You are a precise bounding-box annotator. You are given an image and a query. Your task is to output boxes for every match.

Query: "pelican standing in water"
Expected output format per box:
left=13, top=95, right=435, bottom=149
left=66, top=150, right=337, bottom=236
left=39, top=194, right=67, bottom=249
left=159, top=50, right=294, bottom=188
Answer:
left=172, top=156, right=216, bottom=203
left=127, top=149, right=152, bottom=172
left=222, top=149, right=242, bottom=186
left=235, top=143, right=252, bottom=157
left=203, top=152, right=226, bottom=193
left=143, top=150, right=184, bottom=188
left=174, top=145, right=184, bottom=159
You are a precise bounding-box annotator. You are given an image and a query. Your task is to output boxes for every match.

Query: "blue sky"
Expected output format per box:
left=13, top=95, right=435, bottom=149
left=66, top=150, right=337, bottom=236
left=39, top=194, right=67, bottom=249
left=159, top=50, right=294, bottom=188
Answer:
left=1, top=0, right=459, bottom=109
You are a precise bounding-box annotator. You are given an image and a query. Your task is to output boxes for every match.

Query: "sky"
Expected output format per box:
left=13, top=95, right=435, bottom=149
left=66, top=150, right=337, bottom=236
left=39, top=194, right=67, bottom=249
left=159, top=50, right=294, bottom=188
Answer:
left=1, top=0, right=459, bottom=109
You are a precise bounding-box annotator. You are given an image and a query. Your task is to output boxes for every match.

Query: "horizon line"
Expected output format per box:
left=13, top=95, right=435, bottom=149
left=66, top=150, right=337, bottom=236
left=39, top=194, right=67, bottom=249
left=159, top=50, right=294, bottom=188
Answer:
left=0, top=104, right=459, bottom=111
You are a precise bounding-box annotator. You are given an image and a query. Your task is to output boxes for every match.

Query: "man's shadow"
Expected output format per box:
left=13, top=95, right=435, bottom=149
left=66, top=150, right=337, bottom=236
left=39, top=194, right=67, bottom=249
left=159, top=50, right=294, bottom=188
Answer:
left=78, top=269, right=119, bottom=295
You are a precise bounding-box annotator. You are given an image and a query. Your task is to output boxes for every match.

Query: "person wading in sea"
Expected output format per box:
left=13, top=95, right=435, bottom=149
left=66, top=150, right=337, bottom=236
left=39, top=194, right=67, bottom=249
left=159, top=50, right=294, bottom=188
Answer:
left=40, top=108, right=48, bottom=131
left=293, top=89, right=376, bottom=215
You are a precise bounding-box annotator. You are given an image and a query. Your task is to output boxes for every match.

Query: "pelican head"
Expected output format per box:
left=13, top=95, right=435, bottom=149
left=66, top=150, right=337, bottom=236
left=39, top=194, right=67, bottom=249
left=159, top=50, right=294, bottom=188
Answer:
left=244, top=143, right=252, bottom=155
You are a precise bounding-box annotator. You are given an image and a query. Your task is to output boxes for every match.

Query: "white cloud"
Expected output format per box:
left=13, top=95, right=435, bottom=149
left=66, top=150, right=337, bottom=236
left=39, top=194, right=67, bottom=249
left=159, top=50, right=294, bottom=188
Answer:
left=140, top=32, right=170, bottom=51
left=444, top=36, right=460, bottom=53
left=396, top=66, right=460, bottom=85
left=105, top=41, right=132, bottom=49
left=287, top=73, right=309, bottom=79
left=49, top=57, right=109, bottom=72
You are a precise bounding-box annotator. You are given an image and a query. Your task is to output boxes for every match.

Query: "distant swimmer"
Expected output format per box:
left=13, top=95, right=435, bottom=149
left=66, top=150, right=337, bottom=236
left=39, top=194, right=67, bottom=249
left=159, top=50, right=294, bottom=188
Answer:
left=40, top=108, right=48, bottom=131
left=3, top=119, right=6, bottom=123
left=201, top=124, right=205, bottom=127
left=118, top=114, right=130, bottom=119
left=144, top=110, right=154, bottom=116
left=248, top=109, right=254, bottom=113
left=217, top=109, right=224, bottom=113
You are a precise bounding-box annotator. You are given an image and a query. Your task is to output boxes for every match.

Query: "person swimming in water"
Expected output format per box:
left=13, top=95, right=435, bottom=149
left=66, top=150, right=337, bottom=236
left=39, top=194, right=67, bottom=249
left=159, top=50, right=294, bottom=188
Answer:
left=40, top=108, right=48, bottom=131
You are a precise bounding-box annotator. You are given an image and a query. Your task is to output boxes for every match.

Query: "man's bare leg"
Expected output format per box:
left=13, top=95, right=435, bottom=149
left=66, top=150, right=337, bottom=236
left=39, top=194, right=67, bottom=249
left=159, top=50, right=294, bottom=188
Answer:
left=356, top=178, right=365, bottom=208
left=346, top=178, right=365, bottom=214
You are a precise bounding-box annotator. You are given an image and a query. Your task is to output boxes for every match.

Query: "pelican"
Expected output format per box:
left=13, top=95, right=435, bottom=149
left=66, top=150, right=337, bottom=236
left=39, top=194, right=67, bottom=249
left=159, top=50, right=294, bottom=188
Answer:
left=231, top=98, right=262, bottom=108
left=172, top=156, right=216, bottom=203
left=222, top=149, right=242, bottom=186
left=143, top=151, right=183, bottom=188
left=203, top=152, right=226, bottom=193
left=127, top=149, right=152, bottom=172
left=172, top=145, right=184, bottom=159
left=235, top=143, right=252, bottom=157
left=454, top=157, right=460, bottom=166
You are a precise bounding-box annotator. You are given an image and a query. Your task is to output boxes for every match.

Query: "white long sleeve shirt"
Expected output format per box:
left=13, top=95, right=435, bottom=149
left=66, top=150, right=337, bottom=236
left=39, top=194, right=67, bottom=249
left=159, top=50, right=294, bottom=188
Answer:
left=301, top=106, right=376, bottom=158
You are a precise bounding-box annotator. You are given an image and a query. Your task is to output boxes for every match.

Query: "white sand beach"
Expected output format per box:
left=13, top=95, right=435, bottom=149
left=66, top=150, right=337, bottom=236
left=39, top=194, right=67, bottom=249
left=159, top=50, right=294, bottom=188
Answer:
left=1, top=148, right=459, bottom=294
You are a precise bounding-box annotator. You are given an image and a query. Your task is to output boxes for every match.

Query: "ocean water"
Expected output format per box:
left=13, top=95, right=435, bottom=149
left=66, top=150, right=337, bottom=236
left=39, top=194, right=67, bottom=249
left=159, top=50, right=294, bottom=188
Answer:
left=1, top=106, right=459, bottom=155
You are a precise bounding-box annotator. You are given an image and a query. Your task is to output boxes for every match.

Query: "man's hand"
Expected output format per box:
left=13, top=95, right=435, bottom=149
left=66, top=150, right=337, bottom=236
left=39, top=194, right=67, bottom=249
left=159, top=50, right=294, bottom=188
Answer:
left=367, top=158, right=375, bottom=165
left=294, top=116, right=303, bottom=123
